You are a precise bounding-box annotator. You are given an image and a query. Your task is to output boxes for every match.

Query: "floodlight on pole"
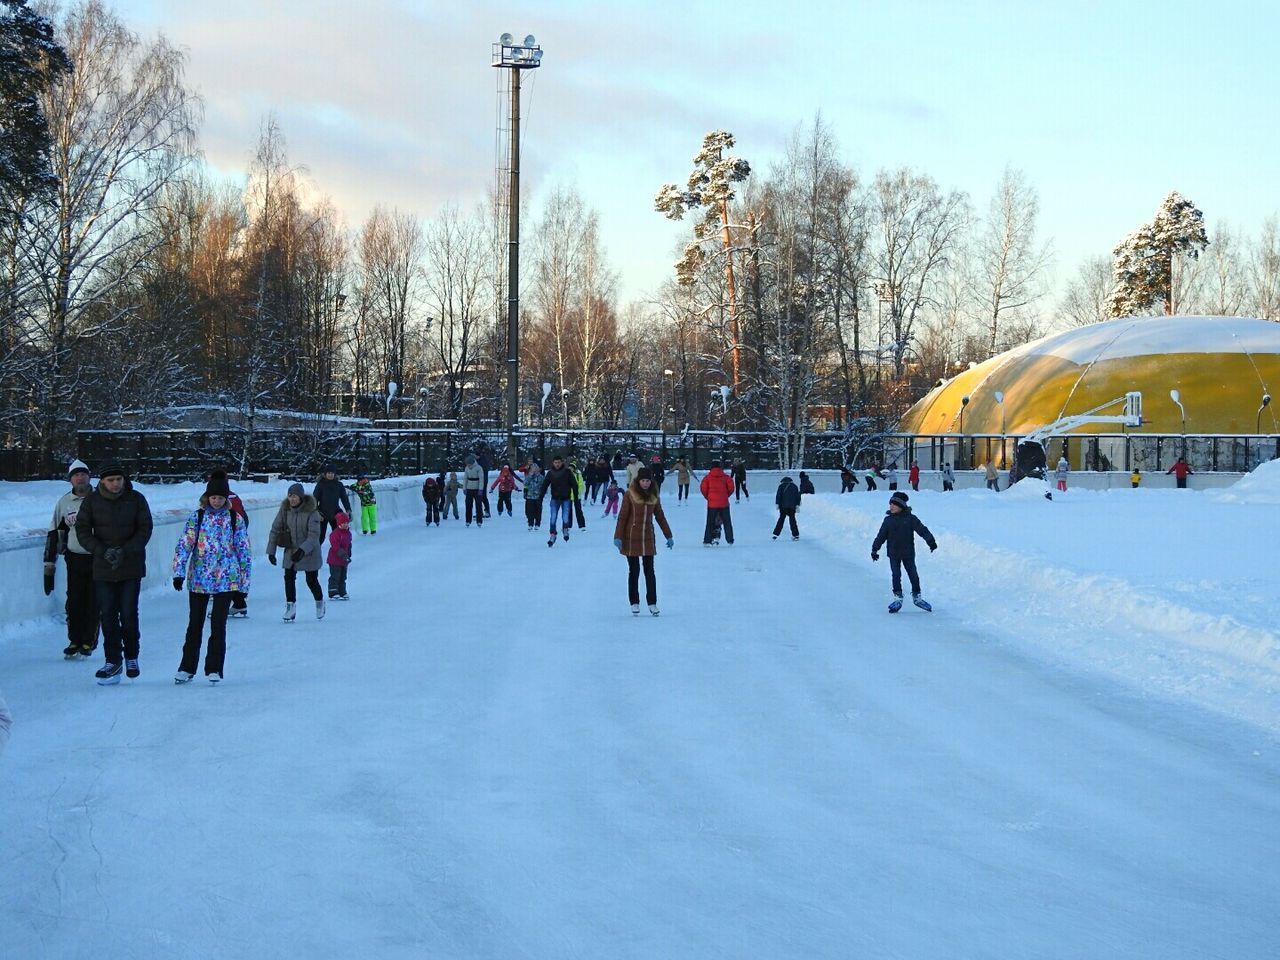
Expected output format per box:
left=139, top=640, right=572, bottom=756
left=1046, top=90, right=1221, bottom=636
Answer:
left=993, top=390, right=1006, bottom=436
left=386, top=380, right=398, bottom=421
left=1169, top=388, right=1186, bottom=433
left=540, top=381, right=553, bottom=416
left=1258, top=393, right=1272, bottom=433
left=492, top=31, right=544, bottom=464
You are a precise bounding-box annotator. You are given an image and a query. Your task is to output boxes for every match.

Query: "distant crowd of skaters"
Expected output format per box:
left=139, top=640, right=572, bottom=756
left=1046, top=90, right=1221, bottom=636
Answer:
left=40, top=451, right=960, bottom=687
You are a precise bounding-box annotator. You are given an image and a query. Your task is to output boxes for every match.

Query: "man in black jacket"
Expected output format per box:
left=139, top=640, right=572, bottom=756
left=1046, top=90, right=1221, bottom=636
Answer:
left=870, top=491, right=937, bottom=611
left=772, top=476, right=801, bottom=540
left=542, top=455, right=577, bottom=546
left=74, top=463, right=153, bottom=683
left=312, top=465, right=351, bottom=542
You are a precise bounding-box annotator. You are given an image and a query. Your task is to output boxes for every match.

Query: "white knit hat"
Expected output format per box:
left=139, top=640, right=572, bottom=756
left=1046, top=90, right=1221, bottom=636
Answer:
left=67, top=459, right=90, bottom=478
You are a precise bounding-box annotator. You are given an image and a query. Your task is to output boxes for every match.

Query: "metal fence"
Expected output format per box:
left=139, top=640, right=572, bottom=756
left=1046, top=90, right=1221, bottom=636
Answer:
left=12, top=427, right=1271, bottom=482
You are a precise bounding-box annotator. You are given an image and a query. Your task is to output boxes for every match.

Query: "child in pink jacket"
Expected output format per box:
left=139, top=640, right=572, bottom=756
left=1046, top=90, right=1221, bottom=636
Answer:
left=601, top=480, right=621, bottom=518
left=326, top=512, right=352, bottom=600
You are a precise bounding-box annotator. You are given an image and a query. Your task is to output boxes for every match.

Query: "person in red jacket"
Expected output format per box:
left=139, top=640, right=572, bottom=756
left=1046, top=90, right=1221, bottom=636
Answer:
left=908, top=460, right=921, bottom=492
left=326, top=511, right=352, bottom=600
left=700, top=460, right=736, bottom=545
left=1167, top=457, right=1193, bottom=489
left=488, top=464, right=523, bottom=516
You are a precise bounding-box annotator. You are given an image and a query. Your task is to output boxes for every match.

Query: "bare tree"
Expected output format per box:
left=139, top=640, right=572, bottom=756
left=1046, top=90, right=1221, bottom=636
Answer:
left=1056, top=255, right=1112, bottom=328
left=1249, top=216, right=1280, bottom=320
left=356, top=205, right=424, bottom=414
left=422, top=203, right=490, bottom=420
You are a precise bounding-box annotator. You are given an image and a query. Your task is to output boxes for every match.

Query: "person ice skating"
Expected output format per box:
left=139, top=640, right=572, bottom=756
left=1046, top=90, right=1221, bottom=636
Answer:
left=489, top=464, right=523, bottom=516
left=463, top=454, right=485, bottom=526
left=601, top=478, right=621, bottom=517
left=75, top=463, right=153, bottom=685
left=886, top=464, right=899, bottom=491
left=312, top=466, right=352, bottom=543
left=543, top=455, right=577, bottom=546
left=909, top=461, right=920, bottom=492
left=840, top=465, right=857, bottom=493
left=674, top=457, right=692, bottom=501
left=1055, top=456, right=1070, bottom=492
left=798, top=471, right=815, bottom=496
left=611, top=450, right=625, bottom=470
left=421, top=475, right=441, bottom=525
left=772, top=476, right=801, bottom=540
left=941, top=462, right=955, bottom=492
left=984, top=460, right=1000, bottom=492
left=568, top=459, right=588, bottom=530
left=613, top=467, right=674, bottom=615
left=267, top=483, right=325, bottom=621
left=442, top=471, right=460, bottom=520
left=522, top=461, right=546, bottom=530
left=864, top=465, right=880, bottom=491
left=326, top=512, right=352, bottom=600
left=650, top=454, right=666, bottom=493
left=700, top=460, right=735, bottom=545
left=625, top=453, right=642, bottom=488
left=732, top=461, right=749, bottom=501
left=871, top=491, right=937, bottom=613
left=349, top=475, right=378, bottom=534
left=43, top=459, right=100, bottom=659
left=1167, top=457, right=1192, bottom=489
left=585, top=456, right=612, bottom=504
left=207, top=470, right=249, bottom=617
left=477, top=450, right=493, bottom=518
left=1131, top=468, right=1142, bottom=488
left=171, top=473, right=253, bottom=684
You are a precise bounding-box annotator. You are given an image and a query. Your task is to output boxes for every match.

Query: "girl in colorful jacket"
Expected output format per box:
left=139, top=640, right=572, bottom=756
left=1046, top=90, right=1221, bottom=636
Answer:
left=349, top=476, right=378, bottom=534
left=171, top=474, right=252, bottom=683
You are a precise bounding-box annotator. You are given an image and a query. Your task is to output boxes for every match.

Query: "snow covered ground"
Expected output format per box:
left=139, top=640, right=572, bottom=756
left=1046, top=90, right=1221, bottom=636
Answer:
left=1, top=467, right=1277, bottom=958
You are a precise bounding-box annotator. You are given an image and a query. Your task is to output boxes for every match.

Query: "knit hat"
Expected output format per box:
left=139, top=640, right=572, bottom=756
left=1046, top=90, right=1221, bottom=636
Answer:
left=651, top=455, right=660, bottom=463
left=287, top=482, right=305, bottom=498
left=636, top=467, right=653, bottom=481
left=67, top=459, right=90, bottom=478
left=204, top=475, right=231, bottom=498
left=334, top=511, right=350, bottom=525
left=99, top=462, right=126, bottom=481
left=889, top=491, right=909, bottom=508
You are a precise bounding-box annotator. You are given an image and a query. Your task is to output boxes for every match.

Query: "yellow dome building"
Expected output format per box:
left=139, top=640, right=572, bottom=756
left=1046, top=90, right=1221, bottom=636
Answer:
left=898, top=316, right=1279, bottom=472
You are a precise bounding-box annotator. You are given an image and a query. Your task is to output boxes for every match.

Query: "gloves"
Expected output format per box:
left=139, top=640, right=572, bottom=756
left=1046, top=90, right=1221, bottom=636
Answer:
left=929, top=544, right=937, bottom=553
left=103, top=546, right=123, bottom=569
left=871, top=551, right=879, bottom=562
left=291, top=548, right=305, bottom=563
left=267, top=553, right=277, bottom=566
left=613, top=538, right=623, bottom=551
left=666, top=538, right=674, bottom=549
left=173, top=576, right=184, bottom=591
left=43, top=563, right=55, bottom=596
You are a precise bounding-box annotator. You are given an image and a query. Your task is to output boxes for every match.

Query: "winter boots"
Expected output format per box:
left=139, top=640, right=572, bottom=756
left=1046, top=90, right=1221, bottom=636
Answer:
left=125, top=658, right=140, bottom=679
left=316, top=599, right=326, bottom=620
left=912, top=593, right=932, bottom=612
left=631, top=604, right=641, bottom=616
left=888, top=593, right=904, bottom=614
left=174, top=671, right=195, bottom=684
left=648, top=604, right=660, bottom=617
left=95, top=661, right=122, bottom=685
left=283, top=602, right=296, bottom=622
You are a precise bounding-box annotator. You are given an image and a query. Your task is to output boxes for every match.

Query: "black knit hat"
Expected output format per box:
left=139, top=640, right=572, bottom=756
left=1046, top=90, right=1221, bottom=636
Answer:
left=636, top=467, right=653, bottom=481
left=889, top=491, right=909, bottom=508
left=99, top=462, right=126, bottom=480
left=205, top=475, right=231, bottom=498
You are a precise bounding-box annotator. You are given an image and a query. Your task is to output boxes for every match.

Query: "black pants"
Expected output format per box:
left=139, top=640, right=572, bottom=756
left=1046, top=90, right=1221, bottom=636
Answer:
left=678, top=482, right=689, bottom=501
left=841, top=477, right=855, bottom=492
left=465, top=489, right=484, bottom=524
left=481, top=491, right=491, bottom=517
left=65, top=552, right=99, bottom=650
left=285, top=567, right=323, bottom=602
left=328, top=566, right=348, bottom=597
left=496, top=490, right=514, bottom=515
left=703, top=507, right=734, bottom=544
left=943, top=481, right=954, bottom=492
left=889, top=555, right=921, bottom=596
left=587, top=481, right=603, bottom=503
left=424, top=502, right=440, bottom=523
left=735, top=481, right=748, bottom=501
left=773, top=508, right=798, bottom=538
left=96, top=578, right=141, bottom=664
left=525, top=499, right=543, bottom=527
left=627, top=555, right=657, bottom=606
left=865, top=478, right=877, bottom=491
left=572, top=498, right=586, bottom=528
left=181, top=592, right=232, bottom=676
left=1176, top=477, right=1187, bottom=489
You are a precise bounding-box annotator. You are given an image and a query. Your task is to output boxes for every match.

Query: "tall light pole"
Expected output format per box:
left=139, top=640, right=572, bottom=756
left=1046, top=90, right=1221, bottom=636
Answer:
left=386, top=380, right=398, bottom=422
left=1257, top=393, right=1272, bottom=434
left=994, top=390, right=1005, bottom=465
left=493, top=32, right=544, bottom=465
left=663, top=369, right=674, bottom=430
left=959, top=394, right=969, bottom=467
left=1169, top=388, right=1186, bottom=456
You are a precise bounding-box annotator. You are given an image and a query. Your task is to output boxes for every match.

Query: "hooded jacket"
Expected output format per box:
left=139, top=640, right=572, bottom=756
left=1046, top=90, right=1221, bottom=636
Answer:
left=489, top=466, right=523, bottom=493
left=699, top=467, right=735, bottom=508
left=871, top=505, right=937, bottom=560
left=172, top=498, right=252, bottom=594
left=775, top=477, right=801, bottom=509
left=74, top=479, right=154, bottom=581
left=267, top=494, right=324, bottom=571
left=312, top=475, right=352, bottom=520
left=614, top=480, right=673, bottom=557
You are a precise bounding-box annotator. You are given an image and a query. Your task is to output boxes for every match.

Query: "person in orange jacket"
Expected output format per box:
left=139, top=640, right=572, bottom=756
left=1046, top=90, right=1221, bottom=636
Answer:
left=700, top=460, right=736, bottom=545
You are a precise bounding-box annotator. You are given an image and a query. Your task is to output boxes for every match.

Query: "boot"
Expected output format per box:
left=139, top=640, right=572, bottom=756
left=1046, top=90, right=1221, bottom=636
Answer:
left=283, top=601, right=296, bottom=622
left=648, top=604, right=660, bottom=617
left=316, top=599, right=326, bottom=620
left=630, top=604, right=641, bottom=616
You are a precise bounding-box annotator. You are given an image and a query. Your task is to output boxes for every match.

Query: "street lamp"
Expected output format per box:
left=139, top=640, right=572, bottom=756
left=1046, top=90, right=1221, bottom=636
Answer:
left=959, top=394, right=970, bottom=468
left=386, top=380, right=398, bottom=421
left=663, top=369, right=674, bottom=429
left=993, top=390, right=1006, bottom=467
left=561, top=388, right=570, bottom=428
left=1170, top=388, right=1187, bottom=457
left=492, top=32, right=545, bottom=465
left=540, top=382, right=553, bottom=420
left=1257, top=393, right=1272, bottom=434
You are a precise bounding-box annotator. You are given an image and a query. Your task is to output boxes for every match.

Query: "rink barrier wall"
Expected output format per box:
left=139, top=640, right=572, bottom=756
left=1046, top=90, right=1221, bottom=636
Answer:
left=0, top=470, right=1244, bottom=631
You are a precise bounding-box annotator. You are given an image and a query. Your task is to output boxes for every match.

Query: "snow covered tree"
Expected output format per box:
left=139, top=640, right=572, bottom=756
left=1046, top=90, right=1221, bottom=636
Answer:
left=1249, top=216, right=1280, bottom=321
left=655, top=130, right=751, bottom=389
left=1108, top=191, right=1209, bottom=317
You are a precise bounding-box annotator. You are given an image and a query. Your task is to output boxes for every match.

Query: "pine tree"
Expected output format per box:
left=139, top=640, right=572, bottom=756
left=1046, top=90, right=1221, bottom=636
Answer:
left=1108, top=192, right=1209, bottom=317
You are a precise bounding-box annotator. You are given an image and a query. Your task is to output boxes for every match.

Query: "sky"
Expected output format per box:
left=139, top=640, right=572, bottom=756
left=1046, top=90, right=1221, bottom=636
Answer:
left=108, top=0, right=1280, bottom=305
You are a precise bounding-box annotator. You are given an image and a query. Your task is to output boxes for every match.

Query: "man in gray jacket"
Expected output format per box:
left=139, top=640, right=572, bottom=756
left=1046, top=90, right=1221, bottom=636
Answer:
left=44, top=459, right=100, bottom=659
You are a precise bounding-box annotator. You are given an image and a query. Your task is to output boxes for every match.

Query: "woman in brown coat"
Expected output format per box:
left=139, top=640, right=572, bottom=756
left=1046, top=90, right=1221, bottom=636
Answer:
left=612, top=467, right=674, bottom=616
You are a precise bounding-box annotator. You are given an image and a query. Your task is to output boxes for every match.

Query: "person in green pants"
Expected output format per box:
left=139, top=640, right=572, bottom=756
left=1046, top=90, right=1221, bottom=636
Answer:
left=349, top=475, right=378, bottom=534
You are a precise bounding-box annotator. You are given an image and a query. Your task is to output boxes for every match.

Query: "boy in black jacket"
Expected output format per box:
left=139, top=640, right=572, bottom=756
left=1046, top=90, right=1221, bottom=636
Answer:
left=870, top=491, right=937, bottom=612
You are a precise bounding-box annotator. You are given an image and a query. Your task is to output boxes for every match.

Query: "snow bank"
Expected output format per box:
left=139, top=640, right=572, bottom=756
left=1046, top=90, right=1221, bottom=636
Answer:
left=1215, top=456, right=1280, bottom=505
